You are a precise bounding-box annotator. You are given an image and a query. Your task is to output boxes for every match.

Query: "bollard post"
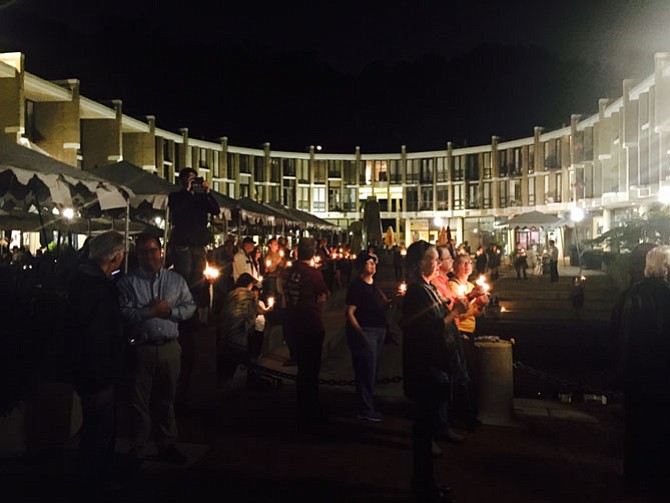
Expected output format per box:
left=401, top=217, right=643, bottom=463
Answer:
left=474, top=338, right=518, bottom=426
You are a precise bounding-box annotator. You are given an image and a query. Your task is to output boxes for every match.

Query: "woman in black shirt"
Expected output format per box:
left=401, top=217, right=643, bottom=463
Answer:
left=345, top=251, right=389, bottom=422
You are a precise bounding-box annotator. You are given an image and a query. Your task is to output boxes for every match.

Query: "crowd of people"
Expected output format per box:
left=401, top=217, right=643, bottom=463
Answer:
left=7, top=173, right=669, bottom=502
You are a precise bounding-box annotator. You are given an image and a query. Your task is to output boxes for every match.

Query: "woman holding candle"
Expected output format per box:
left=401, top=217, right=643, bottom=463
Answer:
left=345, top=251, right=390, bottom=422
left=401, top=240, right=467, bottom=502
left=448, top=253, right=488, bottom=429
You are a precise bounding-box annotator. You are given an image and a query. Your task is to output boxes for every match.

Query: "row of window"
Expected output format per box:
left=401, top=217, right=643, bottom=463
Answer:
left=152, top=133, right=594, bottom=187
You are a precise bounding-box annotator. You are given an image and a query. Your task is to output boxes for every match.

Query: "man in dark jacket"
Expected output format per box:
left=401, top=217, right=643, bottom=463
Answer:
left=616, top=245, right=670, bottom=497
left=64, top=231, right=126, bottom=499
left=167, top=167, right=220, bottom=312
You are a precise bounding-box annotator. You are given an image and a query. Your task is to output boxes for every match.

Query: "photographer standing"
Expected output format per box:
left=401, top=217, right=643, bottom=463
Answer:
left=167, top=168, right=220, bottom=315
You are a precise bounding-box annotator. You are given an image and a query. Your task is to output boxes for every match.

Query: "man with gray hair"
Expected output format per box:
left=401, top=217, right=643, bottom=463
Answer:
left=63, top=230, right=127, bottom=500
left=618, top=244, right=670, bottom=497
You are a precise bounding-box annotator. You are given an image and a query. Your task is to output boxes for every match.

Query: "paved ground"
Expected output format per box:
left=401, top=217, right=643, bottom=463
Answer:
left=2, top=259, right=659, bottom=502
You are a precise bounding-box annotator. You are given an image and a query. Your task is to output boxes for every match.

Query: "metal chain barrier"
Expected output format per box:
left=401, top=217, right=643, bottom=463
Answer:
left=513, top=361, right=624, bottom=402
left=248, top=360, right=622, bottom=403
left=247, top=362, right=403, bottom=387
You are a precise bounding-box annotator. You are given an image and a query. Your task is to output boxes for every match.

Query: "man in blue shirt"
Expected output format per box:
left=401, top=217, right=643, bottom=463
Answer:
left=118, top=233, right=196, bottom=464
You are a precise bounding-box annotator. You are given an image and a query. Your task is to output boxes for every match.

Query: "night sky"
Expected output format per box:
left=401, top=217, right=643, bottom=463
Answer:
left=1, top=0, right=669, bottom=153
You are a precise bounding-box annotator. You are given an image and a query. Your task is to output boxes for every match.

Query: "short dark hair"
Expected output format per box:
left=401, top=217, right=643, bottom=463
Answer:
left=354, top=251, right=377, bottom=273
left=235, top=272, right=256, bottom=289
left=297, top=237, right=316, bottom=261
left=405, top=240, right=431, bottom=281
left=178, top=167, right=197, bottom=184
left=135, top=233, right=161, bottom=251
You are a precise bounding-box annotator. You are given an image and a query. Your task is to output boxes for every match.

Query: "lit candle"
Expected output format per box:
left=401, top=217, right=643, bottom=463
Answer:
left=286, top=260, right=293, bottom=267
left=475, top=275, right=490, bottom=293
left=265, top=259, right=272, bottom=268
left=279, top=250, right=285, bottom=258
left=456, top=284, right=467, bottom=298
left=267, top=297, right=275, bottom=308
left=203, top=263, right=220, bottom=281
left=398, top=281, right=407, bottom=294
left=400, top=249, right=407, bottom=256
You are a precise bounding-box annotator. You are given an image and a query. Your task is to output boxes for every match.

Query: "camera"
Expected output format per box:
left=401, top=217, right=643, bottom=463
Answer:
left=190, top=176, right=205, bottom=192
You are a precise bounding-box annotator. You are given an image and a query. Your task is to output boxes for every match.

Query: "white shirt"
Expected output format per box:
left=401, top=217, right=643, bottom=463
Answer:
left=255, top=300, right=267, bottom=332
left=233, top=249, right=260, bottom=282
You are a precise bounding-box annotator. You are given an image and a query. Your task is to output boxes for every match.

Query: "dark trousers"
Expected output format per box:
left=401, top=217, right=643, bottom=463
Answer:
left=248, top=330, right=264, bottom=360
left=169, top=244, right=208, bottom=308
left=411, top=398, right=445, bottom=491
left=282, top=319, right=297, bottom=361
left=295, top=330, right=325, bottom=421
left=77, top=385, right=116, bottom=497
left=550, top=260, right=559, bottom=282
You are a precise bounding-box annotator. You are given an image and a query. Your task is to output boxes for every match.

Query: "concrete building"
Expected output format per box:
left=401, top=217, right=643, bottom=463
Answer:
left=3, top=50, right=670, bottom=257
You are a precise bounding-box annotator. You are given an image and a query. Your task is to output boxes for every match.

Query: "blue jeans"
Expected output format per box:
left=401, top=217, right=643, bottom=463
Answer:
left=347, top=326, right=386, bottom=415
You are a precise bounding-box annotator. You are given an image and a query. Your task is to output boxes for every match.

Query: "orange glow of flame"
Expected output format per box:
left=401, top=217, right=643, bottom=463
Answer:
left=265, top=259, right=272, bottom=268
left=268, top=297, right=275, bottom=307
left=279, top=250, right=285, bottom=258
left=286, top=260, right=293, bottom=267
left=456, top=284, right=467, bottom=297
left=475, top=275, right=490, bottom=293
left=500, top=306, right=507, bottom=313
left=203, top=263, right=220, bottom=281
left=398, top=281, right=408, bottom=294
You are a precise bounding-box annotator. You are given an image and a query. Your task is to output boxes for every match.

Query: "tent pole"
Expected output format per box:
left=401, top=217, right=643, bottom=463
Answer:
left=124, top=200, right=130, bottom=274
left=163, top=205, right=170, bottom=254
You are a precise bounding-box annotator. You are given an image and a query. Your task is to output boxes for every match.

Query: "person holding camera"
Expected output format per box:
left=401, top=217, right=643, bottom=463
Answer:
left=167, top=167, right=220, bottom=315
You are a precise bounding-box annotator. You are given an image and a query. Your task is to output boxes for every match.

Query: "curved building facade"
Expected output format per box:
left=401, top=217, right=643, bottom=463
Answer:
left=3, top=51, right=670, bottom=257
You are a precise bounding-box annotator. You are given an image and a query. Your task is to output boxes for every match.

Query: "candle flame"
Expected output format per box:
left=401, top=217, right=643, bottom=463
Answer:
left=398, top=281, right=407, bottom=294
left=203, top=263, right=220, bottom=281
left=286, top=260, right=293, bottom=267
left=265, top=259, right=272, bottom=268
left=279, top=250, right=285, bottom=258
left=475, top=275, right=490, bottom=292
left=268, top=297, right=275, bottom=307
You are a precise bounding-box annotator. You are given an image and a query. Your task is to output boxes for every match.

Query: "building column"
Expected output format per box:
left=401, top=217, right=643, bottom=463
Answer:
left=534, top=126, right=544, bottom=204
left=570, top=114, right=582, bottom=205
left=0, top=52, right=25, bottom=143
left=178, top=128, right=189, bottom=171
left=491, top=136, right=500, bottom=209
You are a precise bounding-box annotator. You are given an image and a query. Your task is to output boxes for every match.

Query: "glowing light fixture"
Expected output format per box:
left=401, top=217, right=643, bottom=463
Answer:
left=570, top=207, right=585, bottom=223
left=659, top=186, right=670, bottom=205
